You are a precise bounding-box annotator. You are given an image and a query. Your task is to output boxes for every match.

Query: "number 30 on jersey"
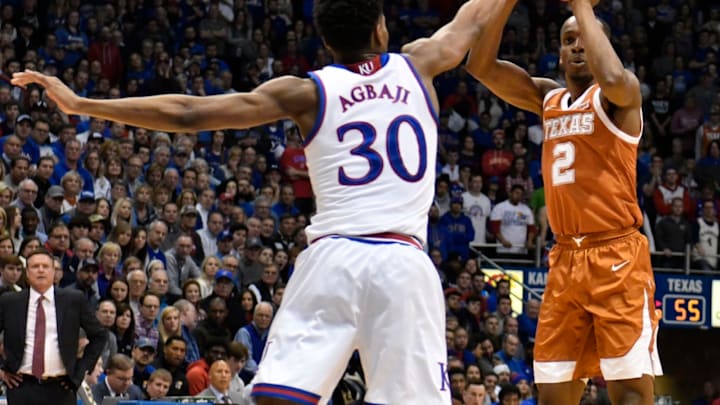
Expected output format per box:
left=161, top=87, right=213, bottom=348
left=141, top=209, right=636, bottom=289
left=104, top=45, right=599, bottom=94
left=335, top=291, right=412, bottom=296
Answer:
left=337, top=115, right=427, bottom=186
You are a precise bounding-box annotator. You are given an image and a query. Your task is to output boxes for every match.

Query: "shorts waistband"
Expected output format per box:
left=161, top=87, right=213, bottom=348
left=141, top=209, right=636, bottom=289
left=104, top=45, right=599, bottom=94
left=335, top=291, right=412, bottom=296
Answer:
left=311, top=232, right=423, bottom=250
left=555, top=228, right=638, bottom=249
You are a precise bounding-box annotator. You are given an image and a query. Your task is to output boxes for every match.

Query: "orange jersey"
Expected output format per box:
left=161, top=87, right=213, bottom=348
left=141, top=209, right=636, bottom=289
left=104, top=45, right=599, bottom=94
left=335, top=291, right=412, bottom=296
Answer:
left=541, top=84, right=643, bottom=236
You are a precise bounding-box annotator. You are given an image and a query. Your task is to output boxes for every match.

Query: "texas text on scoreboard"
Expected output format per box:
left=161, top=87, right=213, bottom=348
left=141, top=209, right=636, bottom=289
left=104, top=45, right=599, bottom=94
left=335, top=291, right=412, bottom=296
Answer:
left=484, top=267, right=720, bottom=330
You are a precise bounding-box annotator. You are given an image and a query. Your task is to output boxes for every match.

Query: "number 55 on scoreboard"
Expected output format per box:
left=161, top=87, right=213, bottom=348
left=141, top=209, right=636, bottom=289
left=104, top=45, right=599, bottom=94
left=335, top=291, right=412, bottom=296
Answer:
left=662, top=295, right=706, bottom=326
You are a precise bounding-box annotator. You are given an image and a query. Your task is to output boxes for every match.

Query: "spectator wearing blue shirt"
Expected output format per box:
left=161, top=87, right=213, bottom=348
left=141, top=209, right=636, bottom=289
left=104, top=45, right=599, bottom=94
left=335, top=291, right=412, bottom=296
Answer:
left=495, top=334, right=532, bottom=383
left=439, top=196, right=475, bottom=261
left=54, top=11, right=88, bottom=68
left=271, top=184, right=300, bottom=219
left=517, top=298, right=539, bottom=346
left=0, top=114, right=40, bottom=164
left=51, top=138, right=95, bottom=193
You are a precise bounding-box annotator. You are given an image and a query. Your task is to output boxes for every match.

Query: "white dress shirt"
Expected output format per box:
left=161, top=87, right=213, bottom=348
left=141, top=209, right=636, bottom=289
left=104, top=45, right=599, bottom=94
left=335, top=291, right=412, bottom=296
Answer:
left=19, top=286, right=67, bottom=377
left=209, top=385, right=231, bottom=402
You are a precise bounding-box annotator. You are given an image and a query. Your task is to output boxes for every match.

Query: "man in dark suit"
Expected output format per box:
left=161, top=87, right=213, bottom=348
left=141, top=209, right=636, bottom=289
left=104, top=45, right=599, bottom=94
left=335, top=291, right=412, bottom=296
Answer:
left=0, top=249, right=107, bottom=405
left=91, top=353, right=145, bottom=402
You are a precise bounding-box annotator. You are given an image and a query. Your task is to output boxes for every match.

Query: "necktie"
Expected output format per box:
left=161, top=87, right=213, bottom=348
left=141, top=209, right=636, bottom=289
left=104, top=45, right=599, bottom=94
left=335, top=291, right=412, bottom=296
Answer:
left=222, top=395, right=232, bottom=404
left=32, top=295, right=46, bottom=379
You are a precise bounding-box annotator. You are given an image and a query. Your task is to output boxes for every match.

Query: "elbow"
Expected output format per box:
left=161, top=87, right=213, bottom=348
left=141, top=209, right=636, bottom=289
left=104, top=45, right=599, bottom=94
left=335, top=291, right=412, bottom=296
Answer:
left=175, top=99, right=201, bottom=131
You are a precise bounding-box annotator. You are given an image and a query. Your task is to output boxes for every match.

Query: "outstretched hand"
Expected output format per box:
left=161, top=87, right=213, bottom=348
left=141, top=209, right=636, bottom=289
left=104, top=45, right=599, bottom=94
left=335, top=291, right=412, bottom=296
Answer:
left=11, top=70, right=80, bottom=115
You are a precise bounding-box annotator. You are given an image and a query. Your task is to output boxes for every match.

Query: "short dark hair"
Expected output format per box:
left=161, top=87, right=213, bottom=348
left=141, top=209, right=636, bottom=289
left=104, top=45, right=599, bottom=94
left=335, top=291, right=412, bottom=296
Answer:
left=140, top=292, right=160, bottom=306
left=165, top=335, right=186, bottom=348
left=25, top=247, right=53, bottom=263
left=106, top=353, right=134, bottom=372
left=498, top=384, right=521, bottom=401
left=38, top=156, right=54, bottom=166
left=227, top=341, right=249, bottom=361
left=0, top=254, right=22, bottom=267
left=11, top=156, right=30, bottom=168
left=313, top=0, right=383, bottom=56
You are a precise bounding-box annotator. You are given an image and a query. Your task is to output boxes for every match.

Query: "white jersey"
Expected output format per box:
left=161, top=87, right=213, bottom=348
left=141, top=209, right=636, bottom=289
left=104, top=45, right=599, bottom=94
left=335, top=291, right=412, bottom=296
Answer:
left=304, top=53, right=438, bottom=245
left=694, top=219, right=719, bottom=268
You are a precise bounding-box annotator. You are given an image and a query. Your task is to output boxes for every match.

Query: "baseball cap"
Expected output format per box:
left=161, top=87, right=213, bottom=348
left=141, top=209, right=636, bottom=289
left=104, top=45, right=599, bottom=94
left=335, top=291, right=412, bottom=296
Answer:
left=16, top=114, right=32, bottom=125
left=246, top=236, right=262, bottom=249
left=78, top=258, right=99, bottom=272
left=450, top=196, right=463, bottom=205
left=217, top=230, right=232, bottom=241
left=135, top=337, right=156, bottom=352
left=215, top=269, right=233, bottom=282
left=219, top=193, right=234, bottom=202
left=89, top=132, right=104, bottom=141
left=268, top=163, right=280, bottom=172
left=46, top=185, right=64, bottom=198
left=493, top=364, right=511, bottom=375
left=180, top=205, right=197, bottom=216
left=79, top=191, right=95, bottom=202
left=444, top=288, right=461, bottom=298
left=89, top=214, right=106, bottom=223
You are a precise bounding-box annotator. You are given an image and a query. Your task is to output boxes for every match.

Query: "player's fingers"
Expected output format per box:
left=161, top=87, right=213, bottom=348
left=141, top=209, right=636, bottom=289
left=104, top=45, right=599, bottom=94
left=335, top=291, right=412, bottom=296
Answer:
left=10, top=71, right=40, bottom=87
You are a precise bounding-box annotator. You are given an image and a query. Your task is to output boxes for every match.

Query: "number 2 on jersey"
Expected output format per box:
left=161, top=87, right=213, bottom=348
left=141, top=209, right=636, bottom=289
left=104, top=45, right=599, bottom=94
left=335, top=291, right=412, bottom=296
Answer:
left=552, top=141, right=576, bottom=186
left=337, top=115, right=427, bottom=185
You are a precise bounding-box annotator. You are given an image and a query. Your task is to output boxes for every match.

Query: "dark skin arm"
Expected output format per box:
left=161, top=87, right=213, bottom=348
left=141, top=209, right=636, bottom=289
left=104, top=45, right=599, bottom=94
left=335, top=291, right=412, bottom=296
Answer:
left=12, top=72, right=321, bottom=139
left=401, top=0, right=520, bottom=111
left=569, top=0, right=642, bottom=134
left=14, top=0, right=511, bottom=141
left=465, top=0, right=559, bottom=115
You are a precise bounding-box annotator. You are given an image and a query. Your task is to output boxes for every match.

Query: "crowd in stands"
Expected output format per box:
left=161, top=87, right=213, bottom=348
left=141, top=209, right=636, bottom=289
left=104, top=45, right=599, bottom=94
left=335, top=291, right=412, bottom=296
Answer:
left=0, top=0, right=718, bottom=404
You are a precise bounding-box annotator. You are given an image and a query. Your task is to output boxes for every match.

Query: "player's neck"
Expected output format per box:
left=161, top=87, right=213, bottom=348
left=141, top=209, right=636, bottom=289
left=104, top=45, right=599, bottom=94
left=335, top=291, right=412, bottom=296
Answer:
left=335, top=51, right=382, bottom=65
left=566, top=77, right=596, bottom=103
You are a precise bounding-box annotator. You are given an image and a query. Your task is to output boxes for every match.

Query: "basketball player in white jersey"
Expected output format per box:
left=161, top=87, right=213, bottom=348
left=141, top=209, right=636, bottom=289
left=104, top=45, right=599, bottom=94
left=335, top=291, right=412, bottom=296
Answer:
left=13, top=1, right=509, bottom=403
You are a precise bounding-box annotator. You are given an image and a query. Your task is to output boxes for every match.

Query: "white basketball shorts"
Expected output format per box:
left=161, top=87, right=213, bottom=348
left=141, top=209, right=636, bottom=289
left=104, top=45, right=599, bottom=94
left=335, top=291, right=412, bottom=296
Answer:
left=251, top=235, right=450, bottom=404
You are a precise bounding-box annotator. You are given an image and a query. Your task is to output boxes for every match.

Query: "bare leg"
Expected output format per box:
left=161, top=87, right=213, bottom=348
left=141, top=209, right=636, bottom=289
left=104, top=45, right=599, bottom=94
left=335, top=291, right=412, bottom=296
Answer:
left=537, top=380, right=586, bottom=405
left=606, top=375, right=655, bottom=405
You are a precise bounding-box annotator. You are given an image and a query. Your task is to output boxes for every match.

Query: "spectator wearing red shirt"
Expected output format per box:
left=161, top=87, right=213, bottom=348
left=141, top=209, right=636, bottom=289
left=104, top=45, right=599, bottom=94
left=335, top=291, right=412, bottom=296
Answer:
left=280, top=128, right=313, bottom=215
left=481, top=129, right=513, bottom=187
left=87, top=27, right=124, bottom=86
left=653, top=166, right=695, bottom=218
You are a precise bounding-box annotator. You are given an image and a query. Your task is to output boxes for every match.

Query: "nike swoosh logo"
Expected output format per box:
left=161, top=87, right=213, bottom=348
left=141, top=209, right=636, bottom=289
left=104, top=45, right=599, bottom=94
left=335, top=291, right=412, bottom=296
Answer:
left=611, top=260, right=630, bottom=272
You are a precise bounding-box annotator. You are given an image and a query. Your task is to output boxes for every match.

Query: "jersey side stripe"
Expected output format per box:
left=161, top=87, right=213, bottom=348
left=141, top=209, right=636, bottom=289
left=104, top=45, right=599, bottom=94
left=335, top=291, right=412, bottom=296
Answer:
left=303, top=72, right=327, bottom=147
left=592, top=88, right=643, bottom=145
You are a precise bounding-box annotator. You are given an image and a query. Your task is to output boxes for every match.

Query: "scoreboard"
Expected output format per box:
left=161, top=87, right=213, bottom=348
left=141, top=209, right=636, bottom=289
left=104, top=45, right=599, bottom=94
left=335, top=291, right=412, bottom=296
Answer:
left=654, top=273, right=716, bottom=329
left=501, top=268, right=720, bottom=329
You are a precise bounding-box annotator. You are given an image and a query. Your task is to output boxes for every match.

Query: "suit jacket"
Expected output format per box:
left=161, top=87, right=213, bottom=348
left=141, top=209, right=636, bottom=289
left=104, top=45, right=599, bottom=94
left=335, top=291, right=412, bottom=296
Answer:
left=196, top=386, right=248, bottom=404
left=0, top=287, right=108, bottom=388
left=90, top=380, right=144, bottom=403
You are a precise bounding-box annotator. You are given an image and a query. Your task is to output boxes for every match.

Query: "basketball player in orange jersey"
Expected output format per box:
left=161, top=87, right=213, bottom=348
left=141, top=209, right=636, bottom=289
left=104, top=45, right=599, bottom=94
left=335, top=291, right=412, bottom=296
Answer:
left=466, top=0, right=662, bottom=404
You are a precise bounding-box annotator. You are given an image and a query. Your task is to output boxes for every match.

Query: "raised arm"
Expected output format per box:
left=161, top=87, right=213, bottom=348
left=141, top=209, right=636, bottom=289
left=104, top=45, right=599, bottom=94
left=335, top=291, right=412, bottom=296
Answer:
left=571, top=0, right=641, bottom=109
left=465, top=0, right=559, bottom=116
left=401, top=0, right=512, bottom=79
left=12, top=72, right=318, bottom=133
